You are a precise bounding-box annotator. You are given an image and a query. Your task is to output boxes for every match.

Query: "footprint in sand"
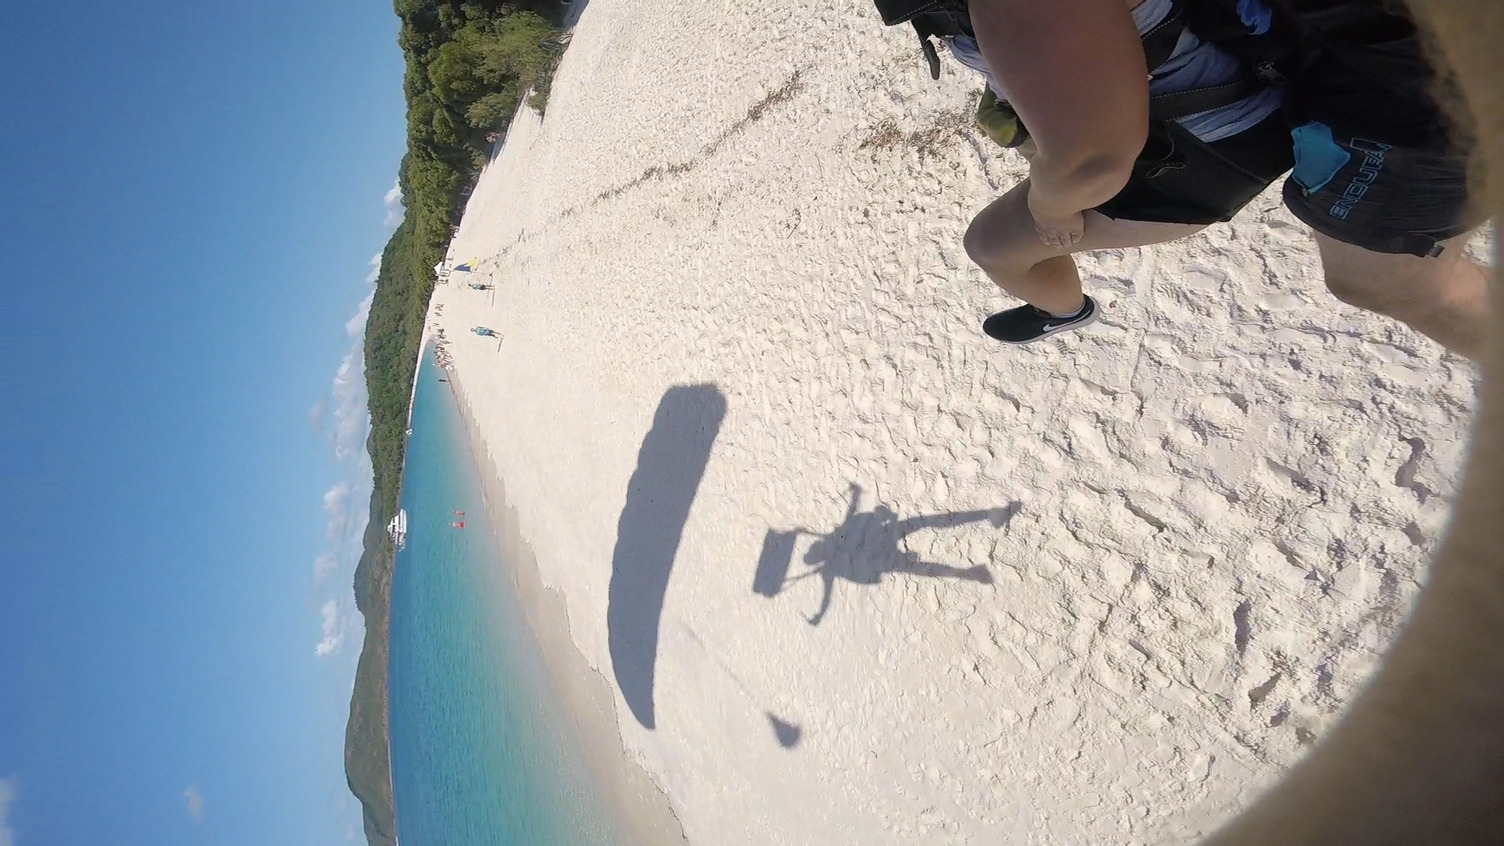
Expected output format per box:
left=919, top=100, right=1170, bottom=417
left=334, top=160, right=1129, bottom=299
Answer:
left=1183, top=265, right=1228, bottom=291
left=1255, top=292, right=1307, bottom=310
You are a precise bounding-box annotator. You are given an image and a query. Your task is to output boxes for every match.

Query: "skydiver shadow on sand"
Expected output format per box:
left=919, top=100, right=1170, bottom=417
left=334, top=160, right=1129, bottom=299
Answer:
left=753, top=484, right=1020, bottom=626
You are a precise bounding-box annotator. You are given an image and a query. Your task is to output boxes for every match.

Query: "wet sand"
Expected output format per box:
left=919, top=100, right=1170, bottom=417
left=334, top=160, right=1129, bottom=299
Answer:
left=448, top=371, right=686, bottom=846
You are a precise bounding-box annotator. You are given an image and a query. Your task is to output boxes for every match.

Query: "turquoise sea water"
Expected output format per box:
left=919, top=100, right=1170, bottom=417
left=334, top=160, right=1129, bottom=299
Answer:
left=388, top=350, right=625, bottom=845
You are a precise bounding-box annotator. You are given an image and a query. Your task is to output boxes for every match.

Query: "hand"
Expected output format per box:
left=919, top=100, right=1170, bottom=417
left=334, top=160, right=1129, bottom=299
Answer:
left=1032, top=210, right=1085, bottom=249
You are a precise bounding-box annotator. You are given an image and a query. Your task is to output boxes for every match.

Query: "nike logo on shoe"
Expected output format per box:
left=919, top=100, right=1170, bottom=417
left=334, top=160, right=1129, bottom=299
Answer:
left=1038, top=317, right=1081, bottom=333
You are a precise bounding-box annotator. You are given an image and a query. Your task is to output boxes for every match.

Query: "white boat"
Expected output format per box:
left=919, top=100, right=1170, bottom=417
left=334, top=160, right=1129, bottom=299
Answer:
left=388, top=509, right=408, bottom=551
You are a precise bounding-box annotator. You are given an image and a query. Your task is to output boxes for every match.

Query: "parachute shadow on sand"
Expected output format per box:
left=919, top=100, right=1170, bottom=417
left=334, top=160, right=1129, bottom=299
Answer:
left=607, top=385, right=728, bottom=730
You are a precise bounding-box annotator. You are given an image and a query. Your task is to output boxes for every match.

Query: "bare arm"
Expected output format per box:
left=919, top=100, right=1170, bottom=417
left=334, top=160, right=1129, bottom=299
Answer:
left=968, top=0, right=1148, bottom=221
left=1207, top=4, right=1504, bottom=840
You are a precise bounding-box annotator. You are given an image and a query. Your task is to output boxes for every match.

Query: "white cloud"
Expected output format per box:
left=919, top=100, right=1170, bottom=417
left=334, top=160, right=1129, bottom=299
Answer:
left=313, top=552, right=340, bottom=584
left=310, top=199, right=384, bottom=647
left=331, top=275, right=373, bottom=465
left=307, top=395, right=329, bottom=433
left=183, top=784, right=204, bottom=824
left=313, top=267, right=375, bottom=591
left=322, top=481, right=350, bottom=512
left=323, top=482, right=354, bottom=541
left=347, top=292, right=374, bottom=336
left=330, top=350, right=368, bottom=464
left=315, top=600, right=344, bottom=657
left=363, top=252, right=383, bottom=285
left=383, top=183, right=404, bottom=229
left=0, top=774, right=16, bottom=846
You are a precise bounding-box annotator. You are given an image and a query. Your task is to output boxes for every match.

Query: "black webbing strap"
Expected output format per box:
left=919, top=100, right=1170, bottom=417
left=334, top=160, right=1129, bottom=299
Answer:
left=894, top=2, right=972, bottom=80
left=881, top=0, right=1265, bottom=117
left=1140, top=0, right=1190, bottom=73
left=874, top=0, right=948, bottom=26
left=1149, top=77, right=1264, bottom=122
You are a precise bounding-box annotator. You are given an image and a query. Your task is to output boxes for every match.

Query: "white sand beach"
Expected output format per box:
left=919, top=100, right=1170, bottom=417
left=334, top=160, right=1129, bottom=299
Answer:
left=427, top=1, right=1485, bottom=842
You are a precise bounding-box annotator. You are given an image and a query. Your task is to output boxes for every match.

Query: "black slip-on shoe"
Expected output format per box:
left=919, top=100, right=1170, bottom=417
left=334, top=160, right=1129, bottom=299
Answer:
left=982, top=296, right=1099, bottom=344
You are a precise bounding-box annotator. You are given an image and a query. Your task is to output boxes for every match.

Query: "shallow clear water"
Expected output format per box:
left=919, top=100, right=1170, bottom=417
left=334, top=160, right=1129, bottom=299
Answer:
left=388, top=350, right=624, bottom=845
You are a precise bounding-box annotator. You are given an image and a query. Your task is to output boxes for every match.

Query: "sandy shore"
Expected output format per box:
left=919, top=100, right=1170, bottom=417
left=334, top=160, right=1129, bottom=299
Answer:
left=426, top=1, right=1486, bottom=843
left=447, top=368, right=686, bottom=844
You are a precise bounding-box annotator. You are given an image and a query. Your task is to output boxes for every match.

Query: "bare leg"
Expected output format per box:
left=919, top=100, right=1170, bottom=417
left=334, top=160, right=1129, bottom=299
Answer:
left=963, top=178, right=1208, bottom=315
left=894, top=509, right=1001, bottom=538
left=1206, top=4, right=1504, bottom=840
left=1314, top=230, right=1492, bottom=360
left=906, top=561, right=995, bottom=583
left=807, top=570, right=836, bottom=626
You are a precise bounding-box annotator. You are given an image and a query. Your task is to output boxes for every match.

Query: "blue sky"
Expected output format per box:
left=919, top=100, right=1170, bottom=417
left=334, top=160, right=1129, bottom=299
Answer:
left=0, top=1, right=405, bottom=843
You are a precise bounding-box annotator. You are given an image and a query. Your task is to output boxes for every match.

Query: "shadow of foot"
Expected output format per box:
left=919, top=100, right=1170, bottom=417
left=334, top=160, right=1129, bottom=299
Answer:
left=767, top=713, right=802, bottom=748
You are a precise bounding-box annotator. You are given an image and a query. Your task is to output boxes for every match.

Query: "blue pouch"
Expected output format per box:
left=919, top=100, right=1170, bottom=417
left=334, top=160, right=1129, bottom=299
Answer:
left=1290, top=121, right=1351, bottom=194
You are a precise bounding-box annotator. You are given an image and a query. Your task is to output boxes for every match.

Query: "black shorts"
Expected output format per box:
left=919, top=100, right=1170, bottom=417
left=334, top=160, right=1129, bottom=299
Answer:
left=1097, top=111, right=1295, bottom=226
left=1279, top=24, right=1477, bottom=257
left=1281, top=119, right=1474, bottom=257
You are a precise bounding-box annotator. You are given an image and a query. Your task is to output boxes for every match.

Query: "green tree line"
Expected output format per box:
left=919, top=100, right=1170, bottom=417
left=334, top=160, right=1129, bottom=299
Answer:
left=370, top=0, right=565, bottom=522
left=346, top=3, right=568, bottom=843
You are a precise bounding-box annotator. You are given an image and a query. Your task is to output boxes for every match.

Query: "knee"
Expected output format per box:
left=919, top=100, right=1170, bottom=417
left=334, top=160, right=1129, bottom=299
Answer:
left=1323, top=265, right=1450, bottom=321
left=1324, top=272, right=1390, bottom=311
left=1316, top=235, right=1440, bottom=317
left=964, top=213, right=1024, bottom=273
left=962, top=214, right=995, bottom=268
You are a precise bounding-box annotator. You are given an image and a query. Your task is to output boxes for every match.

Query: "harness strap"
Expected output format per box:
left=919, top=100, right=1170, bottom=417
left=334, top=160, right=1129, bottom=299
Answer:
left=1140, top=0, right=1190, bottom=73
left=901, top=2, right=973, bottom=80
left=885, top=0, right=1266, bottom=118
left=1149, top=77, right=1264, bottom=121
left=874, top=0, right=949, bottom=27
